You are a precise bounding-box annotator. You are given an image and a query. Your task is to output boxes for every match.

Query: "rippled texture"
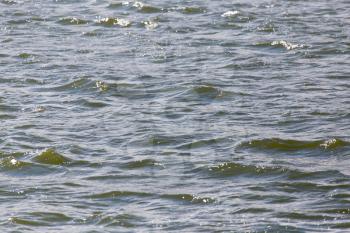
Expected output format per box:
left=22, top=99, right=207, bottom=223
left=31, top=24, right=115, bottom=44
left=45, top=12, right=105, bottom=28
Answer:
left=0, top=0, right=350, bottom=232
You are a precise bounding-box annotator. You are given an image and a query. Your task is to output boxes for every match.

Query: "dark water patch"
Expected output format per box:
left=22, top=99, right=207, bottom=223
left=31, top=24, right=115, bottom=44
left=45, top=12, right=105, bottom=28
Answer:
left=1, top=38, right=13, bottom=43
left=275, top=181, right=350, bottom=193
left=238, top=138, right=349, bottom=152
left=79, top=99, right=109, bottom=108
left=221, top=60, right=268, bottom=70
left=1, top=0, right=17, bottom=5
left=57, top=17, right=90, bottom=25
left=179, top=7, right=206, bottom=14
left=278, top=212, right=334, bottom=221
left=331, top=193, right=350, bottom=199
left=233, top=208, right=271, bottom=214
left=149, top=135, right=180, bottom=146
left=7, top=19, right=31, bottom=25
left=332, top=222, right=350, bottom=229
left=32, top=149, right=72, bottom=165
left=84, top=174, right=153, bottom=181
left=0, top=114, right=16, bottom=119
left=76, top=49, right=93, bottom=54
left=27, top=212, right=73, bottom=224
left=322, top=208, right=350, bottom=215
left=85, top=190, right=151, bottom=199
left=287, top=169, right=347, bottom=181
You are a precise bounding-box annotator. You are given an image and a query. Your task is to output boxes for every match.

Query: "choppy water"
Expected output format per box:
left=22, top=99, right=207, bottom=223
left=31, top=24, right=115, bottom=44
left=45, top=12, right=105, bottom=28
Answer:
left=1, top=0, right=350, bottom=232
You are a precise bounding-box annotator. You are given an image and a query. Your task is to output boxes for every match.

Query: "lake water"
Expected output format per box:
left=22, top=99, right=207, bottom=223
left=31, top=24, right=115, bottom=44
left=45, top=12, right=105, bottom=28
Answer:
left=1, top=0, right=350, bottom=232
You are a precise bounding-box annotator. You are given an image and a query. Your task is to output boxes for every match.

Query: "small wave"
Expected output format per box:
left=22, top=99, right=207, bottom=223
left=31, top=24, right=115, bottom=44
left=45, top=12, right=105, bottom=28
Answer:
left=17, top=53, right=34, bottom=59
left=49, top=78, right=94, bottom=92
left=95, top=17, right=131, bottom=27
left=85, top=191, right=151, bottom=199
left=256, top=40, right=305, bottom=50
left=160, top=193, right=215, bottom=204
left=278, top=212, right=334, bottom=221
left=85, top=190, right=214, bottom=204
left=1, top=0, right=17, bottom=5
left=107, top=2, right=123, bottom=9
left=32, top=149, right=72, bottom=165
left=142, top=20, right=158, bottom=30
left=178, top=6, right=206, bottom=14
left=7, top=19, right=31, bottom=25
left=57, top=17, right=89, bottom=25
left=271, top=40, right=304, bottom=50
left=96, top=213, right=141, bottom=227
left=176, top=137, right=226, bottom=149
left=221, top=10, right=240, bottom=18
left=190, top=85, right=229, bottom=100
left=123, top=159, right=161, bottom=169
left=8, top=217, right=45, bottom=226
left=149, top=135, right=178, bottom=146
left=208, top=162, right=285, bottom=177
left=239, top=138, right=349, bottom=152
left=132, top=2, right=162, bottom=13
left=0, top=156, right=31, bottom=170
left=233, top=208, right=271, bottom=214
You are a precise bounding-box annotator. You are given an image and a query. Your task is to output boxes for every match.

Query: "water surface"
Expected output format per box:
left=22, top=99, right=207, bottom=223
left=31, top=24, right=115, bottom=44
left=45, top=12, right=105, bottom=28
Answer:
left=1, top=0, right=350, bottom=232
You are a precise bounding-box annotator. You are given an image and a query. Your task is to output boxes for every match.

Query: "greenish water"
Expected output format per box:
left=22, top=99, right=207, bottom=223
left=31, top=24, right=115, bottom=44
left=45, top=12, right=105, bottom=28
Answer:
left=0, top=0, right=350, bottom=232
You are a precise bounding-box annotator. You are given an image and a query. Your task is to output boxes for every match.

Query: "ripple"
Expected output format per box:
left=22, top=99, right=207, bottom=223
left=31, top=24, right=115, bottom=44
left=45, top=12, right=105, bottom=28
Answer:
left=96, top=213, right=141, bottom=227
